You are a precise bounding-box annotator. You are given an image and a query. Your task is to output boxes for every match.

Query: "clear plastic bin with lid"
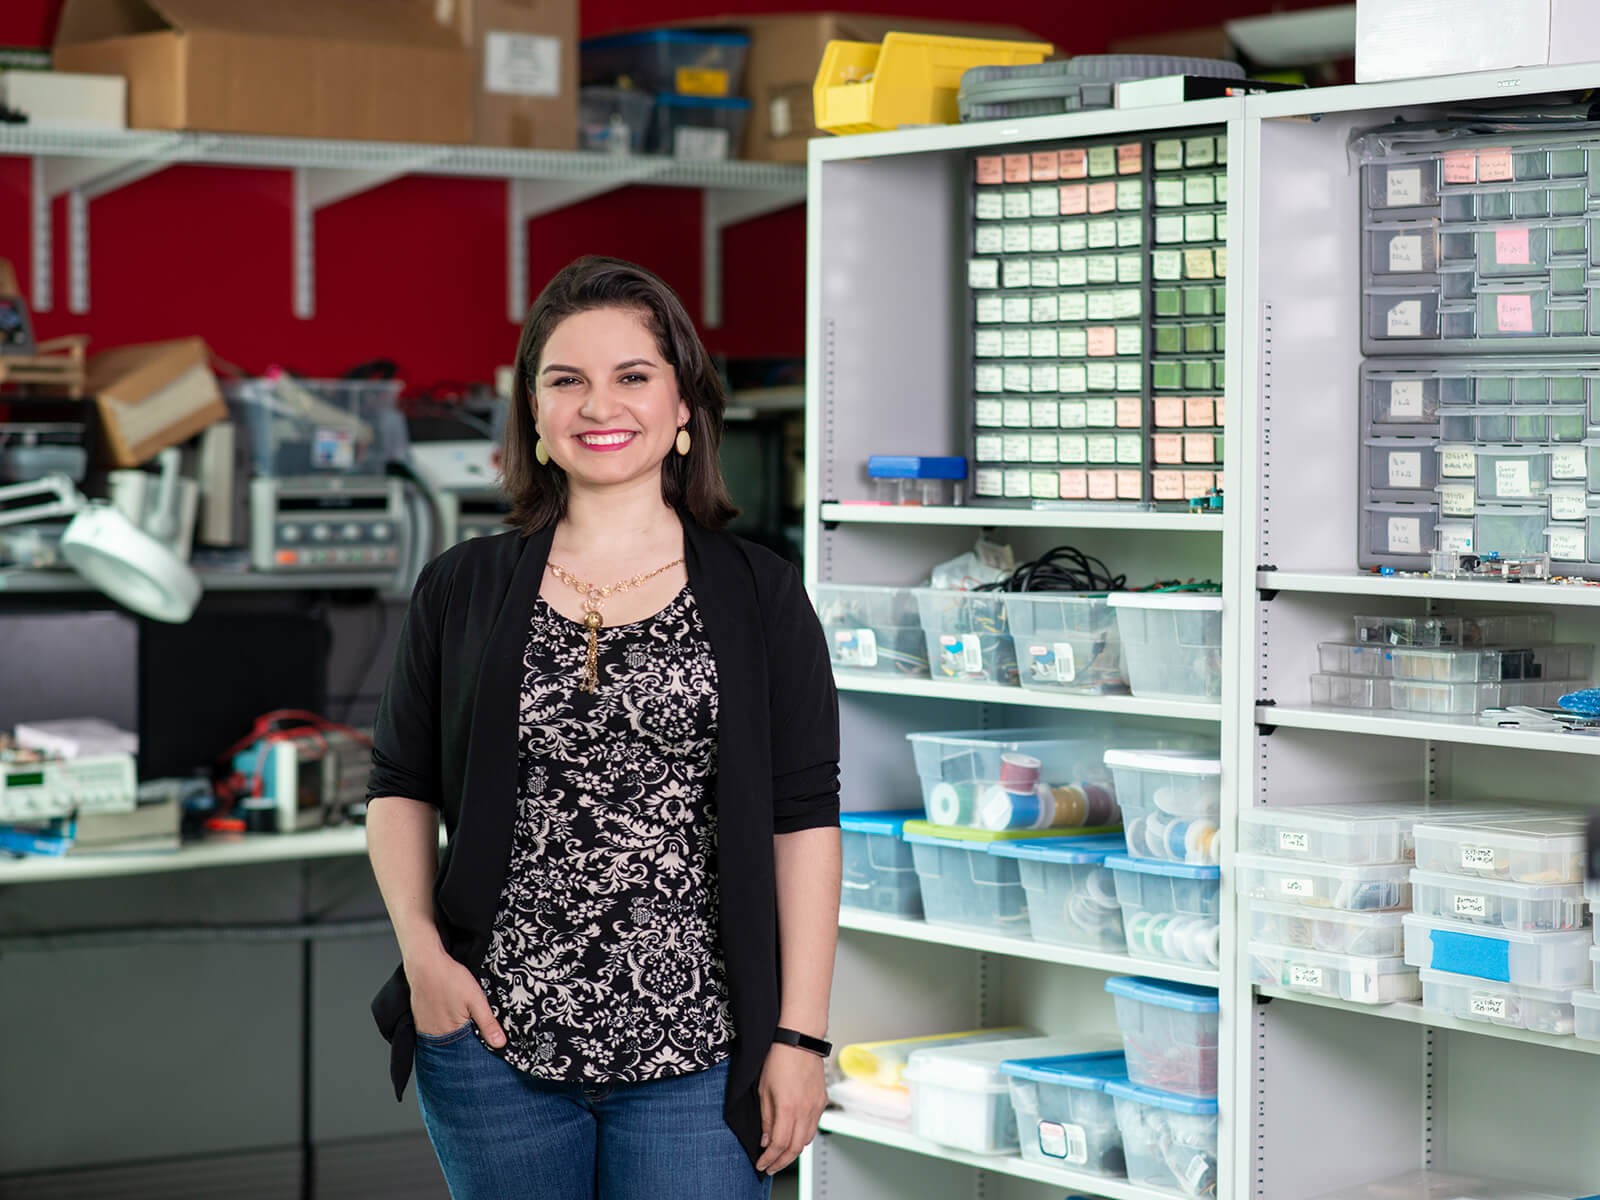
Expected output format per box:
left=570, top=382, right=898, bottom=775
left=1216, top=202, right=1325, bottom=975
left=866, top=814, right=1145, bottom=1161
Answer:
left=1103, top=749, right=1221, bottom=866
left=1408, top=868, right=1588, bottom=933
left=837, top=1026, right=1032, bottom=1089
left=1248, top=901, right=1407, bottom=957
left=1104, top=976, right=1218, bottom=1098
left=814, top=584, right=929, bottom=678
left=1247, top=941, right=1421, bottom=1004
left=838, top=810, right=924, bottom=918
left=998, top=1051, right=1128, bottom=1175
left=1105, top=1077, right=1218, bottom=1197
left=907, top=728, right=1119, bottom=831
left=1418, top=968, right=1578, bottom=1034
left=1234, top=853, right=1412, bottom=912
left=902, top=821, right=1091, bottom=937
left=911, top=589, right=1018, bottom=686
left=1106, top=854, right=1222, bottom=968
left=986, top=834, right=1126, bottom=951
left=226, top=376, right=407, bottom=479
left=1106, top=592, right=1223, bottom=701
left=1411, top=811, right=1585, bottom=884
left=1403, top=913, right=1593, bottom=989
left=1000, top=592, right=1126, bottom=695
left=1238, top=800, right=1475, bottom=866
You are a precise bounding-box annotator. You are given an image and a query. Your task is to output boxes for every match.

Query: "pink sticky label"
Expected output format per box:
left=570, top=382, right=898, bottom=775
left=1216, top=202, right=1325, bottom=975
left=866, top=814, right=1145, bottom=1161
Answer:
left=1497, top=293, right=1534, bottom=332
left=1441, top=150, right=1476, bottom=184
left=1058, top=469, right=1088, bottom=499
left=1087, top=470, right=1117, bottom=500
left=1086, top=327, right=1116, bottom=356
left=1495, top=227, right=1531, bottom=265
left=1087, top=182, right=1117, bottom=212
left=1185, top=397, right=1216, bottom=426
left=1477, top=147, right=1513, bottom=182
left=1153, top=434, right=1184, bottom=463
left=1058, top=149, right=1088, bottom=179
left=1003, top=154, right=1030, bottom=182
left=1115, top=396, right=1141, bottom=426
left=1059, top=184, right=1088, bottom=215
left=1185, top=433, right=1217, bottom=463
left=1154, top=397, right=1185, bottom=427
left=1183, top=471, right=1214, bottom=499
left=1152, top=471, right=1184, bottom=501
left=1030, top=151, right=1059, bottom=181
left=1116, top=468, right=1142, bottom=498
left=1116, top=143, right=1142, bottom=174
left=975, top=156, right=1003, bottom=184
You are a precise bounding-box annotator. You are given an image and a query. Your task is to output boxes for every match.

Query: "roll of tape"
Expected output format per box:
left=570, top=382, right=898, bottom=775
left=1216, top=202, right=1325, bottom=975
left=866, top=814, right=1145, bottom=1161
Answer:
left=1124, top=816, right=1147, bottom=859
left=1048, top=783, right=1089, bottom=827
left=1084, top=865, right=1120, bottom=909
left=1082, top=781, right=1117, bottom=826
left=1202, top=922, right=1222, bottom=966
left=999, top=751, right=1042, bottom=790
left=1186, top=819, right=1220, bottom=865
left=928, top=782, right=973, bottom=826
left=1164, top=818, right=1193, bottom=861
left=980, top=784, right=1047, bottom=830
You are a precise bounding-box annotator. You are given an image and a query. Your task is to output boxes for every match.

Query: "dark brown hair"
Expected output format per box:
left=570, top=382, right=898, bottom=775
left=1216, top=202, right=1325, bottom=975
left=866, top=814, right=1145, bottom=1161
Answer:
left=502, top=255, right=738, bottom=533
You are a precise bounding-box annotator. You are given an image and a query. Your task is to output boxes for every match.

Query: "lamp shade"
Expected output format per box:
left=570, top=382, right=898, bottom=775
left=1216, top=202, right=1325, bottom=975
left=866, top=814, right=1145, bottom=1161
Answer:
left=60, top=505, right=201, bottom=623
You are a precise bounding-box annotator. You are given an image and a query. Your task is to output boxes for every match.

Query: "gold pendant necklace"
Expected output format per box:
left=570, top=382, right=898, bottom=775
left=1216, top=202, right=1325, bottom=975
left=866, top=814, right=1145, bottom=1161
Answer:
left=546, top=557, right=684, bottom=693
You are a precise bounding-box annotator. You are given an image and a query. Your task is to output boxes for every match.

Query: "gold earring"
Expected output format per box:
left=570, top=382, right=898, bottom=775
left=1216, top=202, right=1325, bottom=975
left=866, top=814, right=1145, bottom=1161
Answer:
left=535, top=438, right=549, bottom=466
left=675, top=428, right=691, bottom=457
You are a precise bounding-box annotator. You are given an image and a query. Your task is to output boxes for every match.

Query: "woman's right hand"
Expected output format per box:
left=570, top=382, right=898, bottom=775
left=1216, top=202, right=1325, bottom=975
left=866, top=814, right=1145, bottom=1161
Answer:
left=406, top=947, right=507, bottom=1047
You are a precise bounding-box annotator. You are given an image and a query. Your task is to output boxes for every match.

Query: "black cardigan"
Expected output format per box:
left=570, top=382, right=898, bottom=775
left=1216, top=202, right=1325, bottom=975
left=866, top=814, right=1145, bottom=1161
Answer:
left=365, top=517, right=841, bottom=1168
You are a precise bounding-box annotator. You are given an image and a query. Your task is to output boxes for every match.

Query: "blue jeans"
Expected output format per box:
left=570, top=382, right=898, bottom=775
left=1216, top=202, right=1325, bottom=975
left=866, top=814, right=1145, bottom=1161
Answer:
left=414, top=1022, right=773, bottom=1200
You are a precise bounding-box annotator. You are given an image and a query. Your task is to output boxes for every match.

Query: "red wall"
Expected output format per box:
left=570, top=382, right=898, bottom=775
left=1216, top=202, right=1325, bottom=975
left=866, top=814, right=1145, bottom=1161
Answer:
left=1, top=0, right=1320, bottom=388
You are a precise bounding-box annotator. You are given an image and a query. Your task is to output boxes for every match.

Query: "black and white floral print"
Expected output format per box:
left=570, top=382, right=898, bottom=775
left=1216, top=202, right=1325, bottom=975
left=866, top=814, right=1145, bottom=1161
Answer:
left=478, top=585, right=734, bottom=1083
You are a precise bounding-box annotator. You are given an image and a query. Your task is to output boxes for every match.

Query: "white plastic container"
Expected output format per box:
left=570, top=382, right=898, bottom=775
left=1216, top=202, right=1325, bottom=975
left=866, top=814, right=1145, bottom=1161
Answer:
left=1238, top=801, right=1452, bottom=866
left=902, top=822, right=1038, bottom=936
left=814, top=584, right=929, bottom=677
left=1105, top=1078, right=1218, bottom=1196
left=1104, top=749, right=1221, bottom=865
left=1104, top=976, right=1219, bottom=1098
left=839, top=810, right=925, bottom=918
left=1235, top=853, right=1412, bottom=912
left=908, top=728, right=1118, bottom=831
left=912, top=588, right=1018, bottom=686
left=1248, top=900, right=1408, bottom=957
left=999, top=1051, right=1127, bottom=1174
left=1403, top=913, right=1593, bottom=988
left=1248, top=941, right=1422, bottom=1004
left=903, top=1033, right=1120, bottom=1155
left=1002, top=593, right=1127, bottom=694
left=988, top=834, right=1127, bottom=951
left=1419, top=967, right=1577, bottom=1034
left=1107, top=592, right=1224, bottom=701
left=1574, top=989, right=1600, bottom=1041
left=825, top=1077, right=911, bottom=1127
left=1412, top=812, right=1586, bottom=884
left=1107, top=855, right=1223, bottom=968
left=1408, top=868, right=1588, bottom=933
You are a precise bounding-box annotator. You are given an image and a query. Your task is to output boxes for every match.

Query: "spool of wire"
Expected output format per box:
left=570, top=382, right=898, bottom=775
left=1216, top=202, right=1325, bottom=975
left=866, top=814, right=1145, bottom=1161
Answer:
left=928, top=782, right=977, bottom=826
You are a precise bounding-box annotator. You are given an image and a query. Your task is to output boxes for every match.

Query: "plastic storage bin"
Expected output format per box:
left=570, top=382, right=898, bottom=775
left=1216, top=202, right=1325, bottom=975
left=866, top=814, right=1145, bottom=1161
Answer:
left=815, top=584, right=929, bottom=677
left=825, top=1077, right=911, bottom=1127
left=903, top=1033, right=1119, bottom=1155
left=839, top=1026, right=1033, bottom=1088
left=1403, top=913, right=1592, bottom=988
left=912, top=589, right=1018, bottom=686
left=902, top=822, right=1062, bottom=936
left=1575, top=989, right=1600, bottom=1040
left=1238, top=801, right=1454, bottom=866
left=227, top=377, right=407, bottom=478
left=1353, top=611, right=1555, bottom=647
left=1387, top=643, right=1592, bottom=683
left=1105, top=1078, right=1218, bottom=1196
left=1248, top=941, right=1422, bottom=1004
left=1107, top=855, right=1222, bottom=967
left=1107, top=592, right=1223, bottom=701
left=1235, top=854, right=1412, bottom=912
left=907, top=728, right=1118, bottom=831
left=1388, top=677, right=1569, bottom=714
left=580, top=29, right=750, bottom=97
left=1362, top=501, right=1435, bottom=562
left=1104, top=976, right=1219, bottom=1097
left=839, top=810, right=925, bottom=918
left=1408, top=868, right=1588, bottom=932
left=1412, top=812, right=1585, bottom=884
left=1001, top=593, right=1126, bottom=694
left=648, top=94, right=749, bottom=158
left=988, top=834, right=1127, bottom=951
left=1103, top=749, right=1222, bottom=866
left=1310, top=674, right=1392, bottom=708
left=1249, top=900, right=1407, bottom=957
left=1317, top=642, right=1395, bottom=676
left=578, top=87, right=655, bottom=153
left=999, top=1051, right=1127, bottom=1174
left=1419, top=968, right=1577, bottom=1034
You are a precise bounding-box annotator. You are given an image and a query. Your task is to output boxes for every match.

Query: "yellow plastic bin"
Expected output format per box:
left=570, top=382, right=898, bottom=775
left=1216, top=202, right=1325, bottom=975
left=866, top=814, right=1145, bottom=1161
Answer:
left=814, top=33, right=1052, bottom=135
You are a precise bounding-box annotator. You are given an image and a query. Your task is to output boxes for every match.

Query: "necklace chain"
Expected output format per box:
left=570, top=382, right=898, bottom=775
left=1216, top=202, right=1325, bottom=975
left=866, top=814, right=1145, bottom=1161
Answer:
left=547, top=557, right=684, bottom=693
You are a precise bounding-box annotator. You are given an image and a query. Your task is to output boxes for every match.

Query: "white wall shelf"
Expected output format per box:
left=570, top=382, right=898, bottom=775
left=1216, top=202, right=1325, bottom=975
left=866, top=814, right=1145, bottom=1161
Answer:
left=0, top=826, right=372, bottom=885
left=0, top=567, right=402, bottom=595
left=836, top=674, right=1223, bottom=723
left=821, top=503, right=1224, bottom=532
left=1257, top=705, right=1600, bottom=757
left=1257, top=570, right=1600, bottom=607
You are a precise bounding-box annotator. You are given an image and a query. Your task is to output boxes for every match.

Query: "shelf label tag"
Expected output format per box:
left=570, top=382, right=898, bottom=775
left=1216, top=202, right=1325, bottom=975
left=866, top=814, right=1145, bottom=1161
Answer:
left=1469, top=993, right=1507, bottom=1020
left=1277, top=831, right=1309, bottom=853
left=1551, top=447, right=1586, bottom=479
left=1439, top=447, right=1476, bottom=477
left=1495, top=227, right=1531, bottom=266
left=1453, top=894, right=1488, bottom=919
left=1388, top=379, right=1425, bottom=419
left=1289, top=964, right=1325, bottom=989
left=1387, top=517, right=1423, bottom=554
left=1461, top=845, right=1498, bottom=870
left=1387, top=451, right=1423, bottom=488
left=1549, top=527, right=1586, bottom=561
left=1279, top=877, right=1314, bottom=898
left=1385, top=166, right=1422, bottom=206
left=1477, top=148, right=1513, bottom=181
left=1496, top=294, right=1535, bottom=333
left=1442, top=150, right=1476, bottom=184
left=1494, top=459, right=1532, bottom=498
left=1386, top=300, right=1423, bottom=337
left=1388, top=235, right=1423, bottom=272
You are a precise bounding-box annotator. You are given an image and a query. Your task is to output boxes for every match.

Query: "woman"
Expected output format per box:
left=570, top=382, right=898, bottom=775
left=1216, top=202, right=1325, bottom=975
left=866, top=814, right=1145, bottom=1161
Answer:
left=365, top=255, right=841, bottom=1199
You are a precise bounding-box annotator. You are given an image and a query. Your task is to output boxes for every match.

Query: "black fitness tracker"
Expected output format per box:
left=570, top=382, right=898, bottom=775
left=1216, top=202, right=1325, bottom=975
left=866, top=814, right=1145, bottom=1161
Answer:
left=772, top=1026, right=832, bottom=1057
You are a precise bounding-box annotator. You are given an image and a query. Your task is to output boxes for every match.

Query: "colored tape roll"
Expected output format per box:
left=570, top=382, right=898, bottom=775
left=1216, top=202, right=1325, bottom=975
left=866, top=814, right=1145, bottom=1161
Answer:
left=928, top=782, right=974, bottom=826
left=999, top=751, right=1042, bottom=789
left=1048, top=783, right=1088, bottom=826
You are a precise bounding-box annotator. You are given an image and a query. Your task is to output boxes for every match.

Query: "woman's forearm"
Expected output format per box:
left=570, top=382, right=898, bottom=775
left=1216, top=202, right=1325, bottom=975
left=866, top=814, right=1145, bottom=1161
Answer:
left=367, top=794, right=445, bottom=967
left=772, top=825, right=842, bottom=1037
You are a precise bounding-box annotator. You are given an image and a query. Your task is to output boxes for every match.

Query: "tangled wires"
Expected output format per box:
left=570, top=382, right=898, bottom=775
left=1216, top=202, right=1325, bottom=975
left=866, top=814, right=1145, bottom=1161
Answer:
left=972, top=546, right=1126, bottom=593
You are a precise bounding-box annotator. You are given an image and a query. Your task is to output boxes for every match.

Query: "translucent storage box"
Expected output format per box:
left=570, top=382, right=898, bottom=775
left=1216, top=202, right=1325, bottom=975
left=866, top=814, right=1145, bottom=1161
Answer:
left=839, top=1026, right=1034, bottom=1088
left=1364, top=368, right=1444, bottom=428
left=1366, top=359, right=1600, bottom=425
left=903, top=822, right=1059, bottom=936
left=903, top=1033, right=1120, bottom=1155
left=1106, top=592, right=1223, bottom=701
left=1363, top=502, right=1435, bottom=560
left=1234, top=854, right=1411, bottom=912
left=1238, top=801, right=1454, bottom=866
left=839, top=810, right=924, bottom=918
left=1310, top=674, right=1392, bottom=709
left=1388, top=677, right=1569, bottom=715
left=815, top=584, right=929, bottom=677
left=1249, top=900, right=1407, bottom=957
left=988, top=834, right=1127, bottom=951
left=1107, top=855, right=1222, bottom=968
left=1104, top=976, right=1219, bottom=1098
left=1248, top=941, right=1422, bottom=1005
left=1438, top=405, right=1587, bottom=443
left=999, top=1052, right=1127, bottom=1174
left=1353, top=611, right=1555, bottom=647
left=1403, top=913, right=1592, bottom=988
left=1105, top=1078, right=1218, bottom=1196
left=578, top=87, right=655, bottom=153
left=1412, top=812, right=1585, bottom=884
left=1317, top=642, right=1394, bottom=677
left=825, top=1077, right=910, bottom=1127
left=1465, top=444, right=1565, bottom=501
left=1473, top=503, right=1550, bottom=559
left=1001, top=593, right=1126, bottom=694
left=1366, top=221, right=1441, bottom=276
left=1368, top=437, right=1439, bottom=494
left=579, top=29, right=750, bottom=97
left=1104, top=749, right=1222, bottom=866
left=227, top=377, right=407, bottom=478
left=1409, top=868, right=1588, bottom=932
left=1575, top=989, right=1600, bottom=1041
left=1387, top=643, right=1592, bottom=683
left=648, top=94, right=749, bottom=159
left=912, top=589, right=1018, bottom=686
left=906, top=729, right=1118, bottom=831
left=1419, top=968, right=1577, bottom=1034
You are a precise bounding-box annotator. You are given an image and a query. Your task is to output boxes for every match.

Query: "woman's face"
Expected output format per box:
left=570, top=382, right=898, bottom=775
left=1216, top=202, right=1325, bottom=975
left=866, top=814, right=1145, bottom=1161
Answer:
left=532, top=306, right=690, bottom=492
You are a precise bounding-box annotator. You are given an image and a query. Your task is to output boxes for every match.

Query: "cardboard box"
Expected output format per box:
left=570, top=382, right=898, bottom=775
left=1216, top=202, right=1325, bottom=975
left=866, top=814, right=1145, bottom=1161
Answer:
left=52, top=0, right=473, bottom=144
left=437, top=0, right=578, bottom=150
left=86, top=339, right=227, bottom=468
left=0, top=70, right=126, bottom=131
left=1356, top=0, right=1600, bottom=81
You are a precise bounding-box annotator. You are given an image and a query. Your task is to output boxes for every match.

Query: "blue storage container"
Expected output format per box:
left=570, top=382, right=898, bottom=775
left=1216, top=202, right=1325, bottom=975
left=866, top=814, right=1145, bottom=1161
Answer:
left=580, top=29, right=750, bottom=97
left=998, top=1051, right=1128, bottom=1174
left=1104, top=977, right=1219, bottom=1097
left=840, top=809, right=924, bottom=918
left=1104, top=1077, right=1219, bottom=1193
left=987, top=835, right=1126, bottom=950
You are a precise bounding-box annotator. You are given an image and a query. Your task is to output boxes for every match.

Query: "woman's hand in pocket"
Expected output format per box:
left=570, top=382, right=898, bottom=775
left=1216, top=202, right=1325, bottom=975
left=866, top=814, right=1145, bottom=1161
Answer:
left=407, top=947, right=506, bottom=1046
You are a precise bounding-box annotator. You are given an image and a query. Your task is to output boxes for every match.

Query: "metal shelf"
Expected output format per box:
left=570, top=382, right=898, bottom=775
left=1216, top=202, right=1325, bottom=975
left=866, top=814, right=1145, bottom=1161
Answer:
left=0, top=826, right=374, bottom=885
left=0, top=567, right=399, bottom=595
left=839, top=908, right=1220, bottom=989
left=1257, top=570, right=1600, bottom=607
left=1256, top=704, right=1600, bottom=757
left=837, top=674, right=1223, bottom=723
left=821, top=503, right=1224, bottom=532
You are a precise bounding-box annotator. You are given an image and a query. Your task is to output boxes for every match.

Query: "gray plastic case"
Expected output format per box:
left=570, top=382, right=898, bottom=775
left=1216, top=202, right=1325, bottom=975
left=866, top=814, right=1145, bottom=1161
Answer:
left=959, top=55, right=1243, bottom=123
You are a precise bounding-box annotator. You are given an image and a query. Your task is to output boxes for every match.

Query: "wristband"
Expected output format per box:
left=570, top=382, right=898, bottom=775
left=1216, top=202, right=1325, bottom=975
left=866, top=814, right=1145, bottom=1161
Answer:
left=773, top=1026, right=832, bottom=1057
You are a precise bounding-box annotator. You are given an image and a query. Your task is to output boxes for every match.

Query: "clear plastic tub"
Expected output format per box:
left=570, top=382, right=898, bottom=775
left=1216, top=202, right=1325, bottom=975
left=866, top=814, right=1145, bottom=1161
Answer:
left=1234, top=854, right=1411, bottom=912
left=839, top=810, right=925, bottom=918
left=1106, top=592, right=1223, bottom=701
left=1104, top=750, right=1221, bottom=866
left=1248, top=941, right=1422, bottom=1005
left=1419, top=968, right=1577, bottom=1034
left=1409, top=868, right=1588, bottom=933
left=903, top=822, right=1070, bottom=936
left=1104, top=976, right=1219, bottom=1098
left=227, top=377, right=407, bottom=478
left=1001, top=593, right=1126, bottom=694
left=907, top=729, right=1118, bottom=831
left=1107, top=855, right=1222, bottom=968
left=578, top=86, right=655, bottom=153
left=903, top=1033, right=1120, bottom=1155
left=580, top=28, right=750, bottom=97
left=1403, top=913, right=1592, bottom=988
left=838, top=1026, right=1034, bottom=1088
left=1353, top=611, right=1555, bottom=647
left=1389, top=677, right=1569, bottom=714
left=912, top=589, right=1018, bottom=686
left=648, top=94, right=749, bottom=159
left=988, top=834, right=1127, bottom=951
left=1248, top=900, right=1408, bottom=957
left=1574, top=989, right=1600, bottom=1041
left=815, top=584, right=929, bottom=677
left=1412, top=812, right=1585, bottom=884
left=1105, top=1078, right=1218, bottom=1196
left=999, top=1051, right=1127, bottom=1174
left=1387, top=643, right=1592, bottom=683
left=1238, top=801, right=1457, bottom=866
left=1317, top=642, right=1394, bottom=676
left=1310, top=674, right=1392, bottom=709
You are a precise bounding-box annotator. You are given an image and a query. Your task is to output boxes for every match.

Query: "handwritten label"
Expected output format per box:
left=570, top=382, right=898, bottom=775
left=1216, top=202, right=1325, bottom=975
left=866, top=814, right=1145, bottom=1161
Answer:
left=1185, top=212, right=1216, bottom=242
left=1116, top=362, right=1141, bottom=391
left=1152, top=471, right=1183, bottom=500
left=1117, top=468, right=1142, bottom=498
left=974, top=468, right=1003, bottom=496
left=1059, top=434, right=1087, bottom=461
left=1453, top=893, right=1488, bottom=919
left=1118, top=254, right=1142, bottom=283
left=1388, top=379, right=1425, bottom=419
left=1153, top=250, right=1183, bottom=279
left=1087, top=255, right=1118, bottom=284
left=1031, top=259, right=1059, bottom=288
left=973, top=400, right=1004, bottom=428
left=1087, top=469, right=1117, bottom=499
left=973, top=434, right=1003, bottom=461
left=1059, top=291, right=1088, bottom=320
left=1184, top=136, right=1215, bottom=167
left=967, top=259, right=999, bottom=289
left=1116, top=396, right=1141, bottom=427
left=1003, top=154, right=1030, bottom=183
left=1030, top=433, right=1058, bottom=461
left=1003, top=297, right=1030, bottom=322
left=1112, top=289, right=1141, bottom=319
left=1115, top=327, right=1142, bottom=356
left=1117, top=435, right=1141, bottom=464
left=1494, top=459, right=1532, bottom=498
left=1087, top=145, right=1116, bottom=176
left=1001, top=433, right=1030, bottom=461
left=1060, top=221, right=1088, bottom=251
left=1059, top=366, right=1087, bottom=394
left=1088, top=219, right=1118, bottom=248
left=1058, top=469, right=1088, bottom=498
left=1087, top=181, right=1117, bottom=212
left=1030, top=224, right=1059, bottom=253
left=1439, top=525, right=1474, bottom=553
left=974, top=330, right=1003, bottom=357
left=1086, top=434, right=1117, bottom=463
left=1477, top=148, right=1513, bottom=181
left=1002, top=329, right=1030, bottom=357
left=975, top=296, right=1003, bottom=323
left=1550, top=527, right=1587, bottom=560
left=1030, top=470, right=1058, bottom=499
left=975, top=156, right=1003, bottom=185
left=1116, top=180, right=1142, bottom=210
left=1156, top=179, right=1185, bottom=206
left=1154, top=139, right=1184, bottom=170
left=1388, top=234, right=1424, bottom=272
left=1058, top=148, right=1087, bottom=179
left=975, top=365, right=1003, bottom=392
left=1032, top=186, right=1058, bottom=217
left=1290, top=964, right=1326, bottom=990
left=1001, top=224, right=1030, bottom=253
left=1442, top=150, right=1476, bottom=183
left=1117, top=142, right=1142, bottom=174
left=1278, top=831, right=1310, bottom=853
left=1495, top=227, right=1532, bottom=266
left=1002, top=400, right=1030, bottom=427
left=1279, top=876, right=1313, bottom=897
left=1153, top=434, right=1184, bottom=463
left=1387, top=517, right=1423, bottom=553
left=1063, top=329, right=1090, bottom=357
left=1186, top=397, right=1216, bottom=426
left=1551, top=489, right=1588, bottom=521
left=1030, top=329, right=1058, bottom=357
left=1084, top=398, right=1118, bottom=428
left=975, top=192, right=1004, bottom=220
left=1059, top=185, right=1088, bottom=215
left=975, top=226, right=1004, bottom=254
left=1155, top=397, right=1185, bottom=427
left=1031, top=366, right=1059, bottom=394
left=1059, top=258, right=1089, bottom=288
left=1440, top=447, right=1476, bottom=477
left=1185, top=175, right=1216, bottom=206
left=1551, top=447, right=1586, bottom=479
left=1385, top=166, right=1422, bottom=206
left=1387, top=451, right=1424, bottom=488
left=1087, top=293, right=1115, bottom=321
left=1030, top=294, right=1058, bottom=322
left=1030, top=151, right=1059, bottom=182
left=1002, top=364, right=1030, bottom=392
left=1184, top=249, right=1217, bottom=280
left=1470, top=994, right=1507, bottom=1020
left=1439, top=484, right=1476, bottom=517
left=1386, top=300, right=1423, bottom=337
left=1461, top=845, right=1498, bottom=871
left=1002, top=259, right=1031, bottom=288
left=1086, top=327, right=1116, bottom=357
left=1155, top=216, right=1184, bottom=244
left=1003, top=191, right=1030, bottom=219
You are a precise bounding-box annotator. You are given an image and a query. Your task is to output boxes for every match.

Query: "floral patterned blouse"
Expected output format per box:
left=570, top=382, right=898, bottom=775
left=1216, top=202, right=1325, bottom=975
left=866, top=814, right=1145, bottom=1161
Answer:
left=476, top=584, right=734, bottom=1082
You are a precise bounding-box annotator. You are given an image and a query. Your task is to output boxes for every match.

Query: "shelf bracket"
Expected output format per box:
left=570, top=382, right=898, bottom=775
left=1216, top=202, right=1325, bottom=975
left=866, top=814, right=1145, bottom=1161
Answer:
left=31, top=153, right=176, bottom=314
left=506, top=176, right=649, bottom=324
left=700, top=188, right=802, bottom=328
left=292, top=166, right=413, bottom=320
